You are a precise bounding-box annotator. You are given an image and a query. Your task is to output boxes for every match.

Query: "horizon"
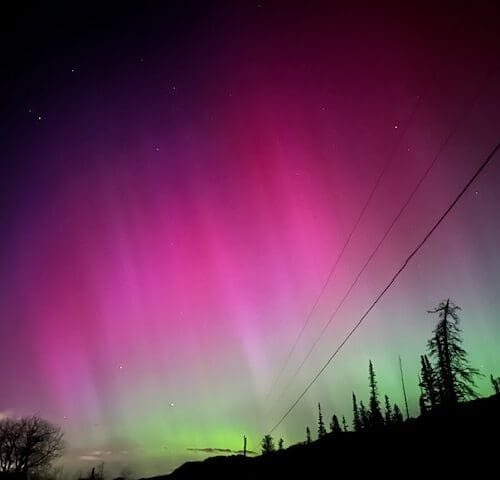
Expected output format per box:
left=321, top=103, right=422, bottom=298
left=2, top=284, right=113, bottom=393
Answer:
left=1, top=2, right=500, bottom=478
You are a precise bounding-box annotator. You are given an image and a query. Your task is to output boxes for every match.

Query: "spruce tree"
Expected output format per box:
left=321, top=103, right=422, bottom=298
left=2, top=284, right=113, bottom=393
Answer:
left=278, top=438, right=284, bottom=450
left=359, top=401, right=369, bottom=429
left=368, top=360, right=384, bottom=428
left=306, top=426, right=312, bottom=444
left=352, top=393, right=362, bottom=432
left=317, top=403, right=327, bottom=439
left=384, top=394, right=393, bottom=425
left=427, top=299, right=480, bottom=405
left=261, top=434, right=275, bottom=454
left=490, top=374, right=500, bottom=394
left=419, top=393, right=428, bottom=416
left=342, top=415, right=348, bottom=432
left=330, top=414, right=342, bottom=434
left=419, top=354, right=439, bottom=409
left=392, top=404, right=404, bottom=424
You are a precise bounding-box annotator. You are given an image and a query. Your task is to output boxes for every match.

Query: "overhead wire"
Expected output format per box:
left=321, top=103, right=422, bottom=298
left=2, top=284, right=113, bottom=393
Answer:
left=271, top=66, right=497, bottom=405
left=268, top=139, right=500, bottom=434
left=264, top=81, right=430, bottom=403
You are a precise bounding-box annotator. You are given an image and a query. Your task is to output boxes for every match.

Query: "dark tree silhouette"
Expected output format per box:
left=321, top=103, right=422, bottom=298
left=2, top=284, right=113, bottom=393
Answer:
left=0, top=415, right=64, bottom=476
left=368, top=360, right=384, bottom=428
left=305, top=427, right=312, bottom=444
left=261, top=434, right=275, bottom=454
left=92, top=463, right=105, bottom=480
left=392, top=404, right=404, bottom=424
left=329, top=414, right=342, bottom=434
left=490, top=374, right=500, bottom=394
left=427, top=299, right=480, bottom=405
left=317, top=403, right=327, bottom=439
left=278, top=438, right=284, bottom=451
left=419, top=354, right=439, bottom=410
left=352, top=393, right=362, bottom=432
left=418, top=388, right=428, bottom=416
left=384, top=395, right=393, bottom=425
left=359, top=401, right=369, bottom=429
left=341, top=416, right=348, bottom=432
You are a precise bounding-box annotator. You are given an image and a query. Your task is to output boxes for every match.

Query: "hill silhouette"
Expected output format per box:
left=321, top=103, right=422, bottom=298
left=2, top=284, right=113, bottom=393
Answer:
left=141, top=393, right=499, bottom=479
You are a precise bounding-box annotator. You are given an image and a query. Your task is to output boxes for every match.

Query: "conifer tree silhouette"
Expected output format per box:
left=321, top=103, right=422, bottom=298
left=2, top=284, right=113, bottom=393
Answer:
left=417, top=373, right=426, bottom=416
left=359, top=401, right=369, bottom=429
left=368, top=360, right=384, bottom=428
left=490, top=374, right=500, bottom=394
left=352, top=393, right=362, bottom=432
left=342, top=415, right=348, bottom=432
left=278, top=438, right=284, bottom=450
left=427, top=299, right=480, bottom=405
left=317, top=403, right=327, bottom=439
left=261, top=434, right=276, bottom=454
left=419, top=354, right=439, bottom=410
left=306, top=426, right=312, bottom=444
left=392, top=404, right=404, bottom=424
left=419, top=393, right=428, bottom=416
left=330, top=414, right=342, bottom=434
left=384, top=394, right=393, bottom=425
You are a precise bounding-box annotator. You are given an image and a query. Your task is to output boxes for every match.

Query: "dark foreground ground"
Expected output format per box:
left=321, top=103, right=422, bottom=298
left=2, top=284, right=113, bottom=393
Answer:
left=143, top=393, right=500, bottom=479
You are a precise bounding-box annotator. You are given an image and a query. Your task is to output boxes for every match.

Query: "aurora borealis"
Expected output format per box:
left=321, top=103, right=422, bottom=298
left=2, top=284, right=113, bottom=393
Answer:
left=1, top=2, right=500, bottom=476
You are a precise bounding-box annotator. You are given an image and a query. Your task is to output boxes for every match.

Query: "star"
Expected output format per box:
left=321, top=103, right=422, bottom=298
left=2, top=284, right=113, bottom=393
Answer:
left=394, top=124, right=398, bottom=129
left=37, top=115, right=42, bottom=121
left=170, top=403, right=175, bottom=407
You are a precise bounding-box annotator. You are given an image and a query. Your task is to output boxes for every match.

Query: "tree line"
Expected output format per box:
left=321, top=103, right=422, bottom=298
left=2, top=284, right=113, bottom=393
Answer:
left=261, top=298, right=499, bottom=453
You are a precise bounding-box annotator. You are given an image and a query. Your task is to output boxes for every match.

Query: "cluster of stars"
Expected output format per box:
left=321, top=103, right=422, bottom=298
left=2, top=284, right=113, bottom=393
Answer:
left=27, top=108, right=43, bottom=121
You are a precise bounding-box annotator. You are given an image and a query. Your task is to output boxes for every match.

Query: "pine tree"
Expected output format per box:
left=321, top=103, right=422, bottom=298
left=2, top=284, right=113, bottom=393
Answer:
left=419, top=393, right=428, bottom=416
left=278, top=438, right=284, bottom=450
left=384, top=395, right=393, bottom=425
left=261, top=434, right=275, bottom=454
left=427, top=299, right=480, bottom=405
left=490, top=374, right=500, bottom=394
left=392, top=404, right=404, bottom=424
left=306, top=426, right=312, bottom=444
left=330, top=414, right=342, bottom=434
left=317, top=403, right=327, bottom=439
left=368, top=360, right=384, bottom=428
left=342, top=416, right=348, bottom=432
left=352, top=393, right=362, bottom=432
left=419, top=354, right=439, bottom=409
left=359, top=401, right=369, bottom=429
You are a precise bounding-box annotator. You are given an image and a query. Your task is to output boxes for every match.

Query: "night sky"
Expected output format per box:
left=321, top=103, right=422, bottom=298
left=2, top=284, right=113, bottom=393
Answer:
left=1, top=1, right=500, bottom=476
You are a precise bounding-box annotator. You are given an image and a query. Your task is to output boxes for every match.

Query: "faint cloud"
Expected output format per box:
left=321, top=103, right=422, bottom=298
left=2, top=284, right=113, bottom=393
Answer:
left=79, top=455, right=102, bottom=462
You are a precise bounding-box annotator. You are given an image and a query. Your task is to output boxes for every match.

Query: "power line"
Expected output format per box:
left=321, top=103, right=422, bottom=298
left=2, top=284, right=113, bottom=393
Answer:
left=264, top=91, right=428, bottom=403
left=399, top=355, right=410, bottom=420
left=268, top=140, right=500, bottom=435
left=271, top=66, right=496, bottom=404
